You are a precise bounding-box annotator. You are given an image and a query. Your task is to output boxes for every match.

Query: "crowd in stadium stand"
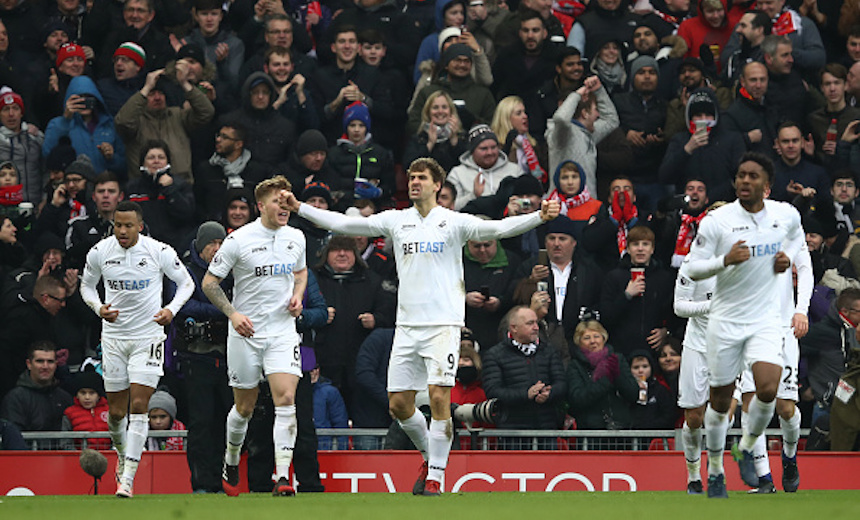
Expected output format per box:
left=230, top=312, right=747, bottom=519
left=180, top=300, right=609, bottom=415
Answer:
left=1, top=0, right=860, bottom=458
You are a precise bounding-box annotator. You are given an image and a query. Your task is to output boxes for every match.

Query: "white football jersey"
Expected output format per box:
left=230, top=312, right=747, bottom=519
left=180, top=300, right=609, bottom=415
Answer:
left=686, top=199, right=804, bottom=324
left=208, top=219, right=306, bottom=338
left=298, top=204, right=544, bottom=326
left=81, top=234, right=193, bottom=340
left=674, top=261, right=715, bottom=354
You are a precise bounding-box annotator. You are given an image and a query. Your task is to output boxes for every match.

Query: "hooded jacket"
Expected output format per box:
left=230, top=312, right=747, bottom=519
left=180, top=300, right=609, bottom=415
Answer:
left=546, top=160, right=602, bottom=238
left=412, top=0, right=457, bottom=84
left=222, top=72, right=296, bottom=169
left=43, top=76, right=126, bottom=177
left=448, top=148, right=521, bottom=211
left=659, top=87, right=746, bottom=201
left=677, top=0, right=736, bottom=72
left=0, top=370, right=73, bottom=432
left=0, top=118, right=44, bottom=204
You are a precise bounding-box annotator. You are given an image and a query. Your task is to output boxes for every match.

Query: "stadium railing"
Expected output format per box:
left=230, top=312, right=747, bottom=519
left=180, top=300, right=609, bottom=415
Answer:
left=20, top=428, right=810, bottom=451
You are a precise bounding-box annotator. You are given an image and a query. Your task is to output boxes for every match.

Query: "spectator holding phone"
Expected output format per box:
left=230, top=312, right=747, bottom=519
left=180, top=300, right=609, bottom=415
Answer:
left=464, top=236, right=522, bottom=351
left=43, top=76, right=126, bottom=180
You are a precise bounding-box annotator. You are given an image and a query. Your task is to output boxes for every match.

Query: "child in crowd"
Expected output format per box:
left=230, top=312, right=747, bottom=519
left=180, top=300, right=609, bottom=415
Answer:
left=628, top=350, right=677, bottom=430
left=147, top=390, right=186, bottom=451
left=63, top=370, right=110, bottom=450
left=545, top=160, right=602, bottom=238
left=0, top=161, right=23, bottom=210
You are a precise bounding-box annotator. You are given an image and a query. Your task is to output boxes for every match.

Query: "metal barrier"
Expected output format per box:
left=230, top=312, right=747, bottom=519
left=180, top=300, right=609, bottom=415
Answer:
left=20, top=428, right=810, bottom=451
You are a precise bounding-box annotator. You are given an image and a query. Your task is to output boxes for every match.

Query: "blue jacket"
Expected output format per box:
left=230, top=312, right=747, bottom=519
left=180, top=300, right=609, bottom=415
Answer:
left=412, top=0, right=455, bottom=83
left=313, top=376, right=349, bottom=450
left=43, top=76, right=126, bottom=176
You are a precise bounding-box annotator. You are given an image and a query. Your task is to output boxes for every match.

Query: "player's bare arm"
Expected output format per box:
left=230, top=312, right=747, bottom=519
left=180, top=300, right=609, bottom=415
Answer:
left=723, top=240, right=750, bottom=265
left=203, top=272, right=255, bottom=337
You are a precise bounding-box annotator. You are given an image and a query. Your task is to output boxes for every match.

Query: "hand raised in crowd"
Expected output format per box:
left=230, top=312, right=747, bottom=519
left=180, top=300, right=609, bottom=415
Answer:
left=141, top=68, right=166, bottom=96
left=647, top=327, right=667, bottom=349
left=97, top=142, right=114, bottom=160
left=168, top=33, right=187, bottom=53
left=358, top=312, right=375, bottom=329
left=51, top=182, right=69, bottom=207
left=48, top=68, right=59, bottom=93
left=684, top=130, right=708, bottom=154
left=843, top=120, right=860, bottom=144
left=802, top=133, right=815, bottom=155
left=198, top=81, right=217, bottom=102
left=64, top=268, right=79, bottom=296
left=529, top=289, right=549, bottom=319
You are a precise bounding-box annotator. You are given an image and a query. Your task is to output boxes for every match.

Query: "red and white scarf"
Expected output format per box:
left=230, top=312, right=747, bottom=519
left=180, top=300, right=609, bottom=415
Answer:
left=0, top=184, right=23, bottom=206
left=516, top=135, right=547, bottom=184
left=771, top=8, right=801, bottom=36
left=547, top=186, right=592, bottom=215
left=672, top=211, right=707, bottom=267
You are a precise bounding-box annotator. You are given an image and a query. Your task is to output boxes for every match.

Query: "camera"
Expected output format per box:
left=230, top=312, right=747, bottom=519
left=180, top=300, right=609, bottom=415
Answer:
left=452, top=398, right=504, bottom=426
left=82, top=96, right=97, bottom=110
left=518, top=198, right=532, bottom=210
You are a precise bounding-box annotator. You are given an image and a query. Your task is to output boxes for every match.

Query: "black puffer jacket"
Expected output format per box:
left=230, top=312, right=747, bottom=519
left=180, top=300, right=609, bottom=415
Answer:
left=482, top=337, right=568, bottom=429
left=0, top=372, right=73, bottom=432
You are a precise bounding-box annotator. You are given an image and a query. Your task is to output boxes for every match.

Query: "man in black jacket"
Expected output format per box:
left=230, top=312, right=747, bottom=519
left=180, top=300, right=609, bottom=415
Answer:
left=482, top=305, right=567, bottom=449
left=0, top=341, right=73, bottom=433
left=492, top=9, right=558, bottom=100
left=66, top=171, right=124, bottom=270
left=721, top=61, right=779, bottom=157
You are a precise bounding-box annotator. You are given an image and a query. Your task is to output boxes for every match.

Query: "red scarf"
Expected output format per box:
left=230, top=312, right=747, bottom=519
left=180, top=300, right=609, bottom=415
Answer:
left=772, top=10, right=800, bottom=36
left=0, top=184, right=23, bottom=205
left=672, top=211, right=707, bottom=267
left=518, top=135, right=547, bottom=184
left=547, top=186, right=592, bottom=214
left=305, top=2, right=322, bottom=50
left=609, top=191, right=638, bottom=255
left=69, top=199, right=84, bottom=220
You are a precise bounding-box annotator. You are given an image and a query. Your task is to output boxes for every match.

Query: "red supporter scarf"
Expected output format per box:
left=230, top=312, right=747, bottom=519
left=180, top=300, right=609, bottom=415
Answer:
left=739, top=86, right=755, bottom=101
left=609, top=192, right=638, bottom=255
left=0, top=184, right=23, bottom=205
left=519, top=136, right=547, bottom=184
left=69, top=199, right=84, bottom=220
left=772, top=10, right=800, bottom=36
left=548, top=186, right=592, bottom=214
left=672, top=211, right=707, bottom=267
left=652, top=9, right=680, bottom=26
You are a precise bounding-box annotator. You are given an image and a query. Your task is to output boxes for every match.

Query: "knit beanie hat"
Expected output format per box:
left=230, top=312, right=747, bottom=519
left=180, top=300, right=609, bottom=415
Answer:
left=630, top=55, right=659, bottom=79
left=546, top=215, right=577, bottom=238
left=73, top=370, right=105, bottom=397
left=468, top=123, right=497, bottom=153
left=195, top=221, right=226, bottom=253
left=148, top=391, right=177, bottom=419
left=343, top=101, right=371, bottom=133
left=56, top=43, right=86, bottom=68
left=441, top=43, right=473, bottom=69
left=114, top=42, right=146, bottom=69
left=687, top=89, right=716, bottom=118
left=302, top=181, right=333, bottom=205
left=177, top=43, right=206, bottom=64
left=0, top=86, right=24, bottom=113
left=296, top=130, right=328, bottom=157
left=511, top=173, right=544, bottom=198
left=66, top=155, right=96, bottom=181
left=438, top=26, right=462, bottom=53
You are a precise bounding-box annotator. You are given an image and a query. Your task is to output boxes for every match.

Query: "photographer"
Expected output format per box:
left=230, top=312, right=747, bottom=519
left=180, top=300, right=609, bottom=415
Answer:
left=125, top=140, right=195, bottom=252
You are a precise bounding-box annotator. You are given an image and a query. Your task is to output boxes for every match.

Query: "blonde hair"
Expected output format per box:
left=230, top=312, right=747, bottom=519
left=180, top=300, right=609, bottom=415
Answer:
left=419, top=91, right=457, bottom=134
left=572, top=320, right=608, bottom=346
left=254, top=175, right=292, bottom=204
left=491, top=96, right=536, bottom=152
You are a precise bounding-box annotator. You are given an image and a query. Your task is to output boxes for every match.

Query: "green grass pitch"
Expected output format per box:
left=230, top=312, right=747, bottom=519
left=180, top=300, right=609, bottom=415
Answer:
left=2, top=491, right=860, bottom=520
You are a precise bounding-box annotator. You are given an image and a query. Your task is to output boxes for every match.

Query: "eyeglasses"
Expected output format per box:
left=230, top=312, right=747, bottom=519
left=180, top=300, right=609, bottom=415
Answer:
left=45, top=294, right=66, bottom=304
left=835, top=181, right=856, bottom=189
left=65, top=176, right=85, bottom=184
left=216, top=133, right=236, bottom=141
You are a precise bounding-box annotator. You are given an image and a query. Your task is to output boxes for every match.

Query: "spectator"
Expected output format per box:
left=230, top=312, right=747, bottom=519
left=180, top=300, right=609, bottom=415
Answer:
left=581, top=176, right=645, bottom=271
left=0, top=160, right=24, bottom=215
left=402, top=91, right=467, bottom=174
left=43, top=76, right=126, bottom=179
left=829, top=170, right=860, bottom=236
left=663, top=57, right=732, bottom=141
left=0, top=86, right=45, bottom=203
left=0, top=214, right=24, bottom=278
left=722, top=9, right=770, bottom=81
left=194, top=122, right=267, bottom=223
left=492, top=9, right=558, bottom=101
left=588, top=38, right=628, bottom=97
left=464, top=237, right=521, bottom=353
left=566, top=320, right=639, bottom=439
left=628, top=349, right=677, bottom=430
left=546, top=76, right=618, bottom=199
left=171, top=220, right=232, bottom=493
left=266, top=46, right=320, bottom=136
left=808, top=64, right=860, bottom=169
left=546, top=160, right=602, bottom=238
left=492, top=96, right=547, bottom=182
left=23, top=21, right=69, bottom=115
left=512, top=215, right=604, bottom=364
left=721, top=61, right=779, bottom=157
left=830, top=341, right=860, bottom=451
left=437, top=180, right=457, bottom=210
left=310, top=365, right=349, bottom=450
left=639, top=0, right=692, bottom=39
left=655, top=340, right=682, bottom=405
left=0, top=341, right=73, bottom=432
left=327, top=101, right=396, bottom=206
left=568, top=0, right=639, bottom=58
left=182, top=0, right=246, bottom=96
left=407, top=43, right=497, bottom=135
left=97, top=42, right=147, bottom=117
left=413, top=0, right=467, bottom=84
left=312, top=235, right=396, bottom=418
left=762, top=35, right=819, bottom=138
left=66, top=171, right=125, bottom=270
left=0, top=0, right=44, bottom=55
left=771, top=121, right=829, bottom=204
left=625, top=20, right=687, bottom=102
left=221, top=72, right=295, bottom=170
left=35, top=41, right=91, bottom=128
left=115, top=66, right=216, bottom=183
left=146, top=390, right=186, bottom=451
left=62, top=369, right=110, bottom=450
left=526, top=47, right=586, bottom=143
left=449, top=124, right=520, bottom=211
left=659, top=87, right=746, bottom=202
left=284, top=129, right=342, bottom=197
left=237, top=13, right=315, bottom=86
left=125, top=139, right=196, bottom=251
left=611, top=55, right=670, bottom=215
left=0, top=418, right=25, bottom=450
left=40, top=144, right=76, bottom=213
left=353, top=328, right=394, bottom=450
left=599, top=225, right=675, bottom=359
left=413, top=25, right=495, bottom=101
left=482, top=306, right=567, bottom=449
left=97, top=0, right=174, bottom=78
left=465, top=0, right=506, bottom=63
left=36, top=155, right=94, bottom=243
left=221, top=187, right=256, bottom=233
left=651, top=178, right=709, bottom=269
